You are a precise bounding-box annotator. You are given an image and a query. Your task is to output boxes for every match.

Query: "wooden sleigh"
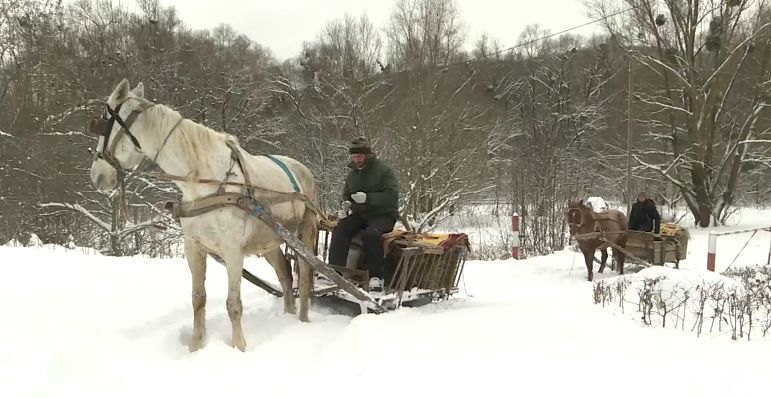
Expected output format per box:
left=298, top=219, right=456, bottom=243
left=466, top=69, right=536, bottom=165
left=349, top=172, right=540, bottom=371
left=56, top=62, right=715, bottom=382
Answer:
left=580, top=223, right=690, bottom=271
left=309, top=219, right=469, bottom=314
left=624, top=223, right=689, bottom=269
left=222, top=206, right=470, bottom=315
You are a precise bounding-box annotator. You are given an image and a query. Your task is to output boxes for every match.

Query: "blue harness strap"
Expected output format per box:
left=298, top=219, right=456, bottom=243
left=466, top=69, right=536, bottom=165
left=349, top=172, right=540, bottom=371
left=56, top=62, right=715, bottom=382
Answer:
left=264, top=155, right=301, bottom=193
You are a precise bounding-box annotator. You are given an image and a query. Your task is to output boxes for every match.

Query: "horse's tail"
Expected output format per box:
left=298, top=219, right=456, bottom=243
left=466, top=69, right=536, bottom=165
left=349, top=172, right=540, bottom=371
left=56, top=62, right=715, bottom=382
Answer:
left=296, top=201, right=318, bottom=322
left=300, top=204, right=319, bottom=252
left=297, top=167, right=319, bottom=254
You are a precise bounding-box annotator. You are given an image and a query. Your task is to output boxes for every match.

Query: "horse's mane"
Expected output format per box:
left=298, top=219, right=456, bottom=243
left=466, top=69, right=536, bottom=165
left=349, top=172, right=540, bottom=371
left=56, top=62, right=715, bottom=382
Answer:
left=148, top=102, right=237, bottom=143
left=142, top=102, right=241, bottom=174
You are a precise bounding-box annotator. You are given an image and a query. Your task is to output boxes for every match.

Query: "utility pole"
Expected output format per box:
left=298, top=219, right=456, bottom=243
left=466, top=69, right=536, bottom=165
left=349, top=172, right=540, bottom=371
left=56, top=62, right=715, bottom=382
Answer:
left=626, top=50, right=634, bottom=216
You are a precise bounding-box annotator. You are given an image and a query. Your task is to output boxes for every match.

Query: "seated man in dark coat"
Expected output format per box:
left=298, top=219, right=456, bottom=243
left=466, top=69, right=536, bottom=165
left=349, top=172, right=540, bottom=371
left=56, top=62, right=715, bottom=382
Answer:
left=328, top=137, right=399, bottom=289
left=629, top=191, right=662, bottom=234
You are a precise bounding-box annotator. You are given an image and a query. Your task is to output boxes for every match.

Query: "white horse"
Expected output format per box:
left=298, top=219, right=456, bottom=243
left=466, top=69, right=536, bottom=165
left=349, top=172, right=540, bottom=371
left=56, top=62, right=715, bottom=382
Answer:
left=89, top=78, right=317, bottom=351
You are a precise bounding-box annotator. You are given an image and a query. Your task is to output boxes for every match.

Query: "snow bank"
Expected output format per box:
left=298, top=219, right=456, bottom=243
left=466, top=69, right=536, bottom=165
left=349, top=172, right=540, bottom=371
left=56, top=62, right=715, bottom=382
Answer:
left=4, top=233, right=103, bottom=256
left=595, top=265, right=771, bottom=340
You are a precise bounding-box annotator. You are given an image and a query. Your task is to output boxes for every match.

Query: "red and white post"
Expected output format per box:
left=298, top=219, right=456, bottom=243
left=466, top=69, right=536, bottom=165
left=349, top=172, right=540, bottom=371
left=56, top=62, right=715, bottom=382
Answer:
left=511, top=212, right=520, bottom=260
left=707, top=232, right=717, bottom=272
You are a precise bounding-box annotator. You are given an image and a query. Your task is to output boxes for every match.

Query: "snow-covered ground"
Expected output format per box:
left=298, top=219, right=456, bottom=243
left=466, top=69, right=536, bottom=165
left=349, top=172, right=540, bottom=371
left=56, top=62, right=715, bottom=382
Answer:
left=1, top=208, right=770, bottom=397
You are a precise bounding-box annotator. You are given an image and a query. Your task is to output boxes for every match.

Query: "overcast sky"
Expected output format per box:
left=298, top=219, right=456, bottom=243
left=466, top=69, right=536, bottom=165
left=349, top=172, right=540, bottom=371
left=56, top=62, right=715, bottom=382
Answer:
left=126, top=0, right=605, bottom=61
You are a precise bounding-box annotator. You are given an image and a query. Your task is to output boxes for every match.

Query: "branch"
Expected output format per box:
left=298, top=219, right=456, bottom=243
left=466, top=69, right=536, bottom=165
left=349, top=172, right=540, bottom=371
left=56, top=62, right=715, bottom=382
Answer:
left=117, top=218, right=170, bottom=239
left=11, top=168, right=45, bottom=180
left=43, top=98, right=102, bottom=128
left=701, top=23, right=771, bottom=92
left=38, top=202, right=111, bottom=232
left=633, top=53, right=692, bottom=89
left=635, top=94, right=693, bottom=116
left=632, top=154, right=695, bottom=197
left=42, top=131, right=94, bottom=140
left=739, top=140, right=771, bottom=144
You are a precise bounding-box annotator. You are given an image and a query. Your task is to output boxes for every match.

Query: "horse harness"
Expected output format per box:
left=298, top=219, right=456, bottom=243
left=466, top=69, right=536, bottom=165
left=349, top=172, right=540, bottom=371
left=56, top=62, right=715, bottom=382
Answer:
left=567, top=205, right=624, bottom=242
left=93, top=98, right=322, bottom=222
left=162, top=139, right=318, bottom=221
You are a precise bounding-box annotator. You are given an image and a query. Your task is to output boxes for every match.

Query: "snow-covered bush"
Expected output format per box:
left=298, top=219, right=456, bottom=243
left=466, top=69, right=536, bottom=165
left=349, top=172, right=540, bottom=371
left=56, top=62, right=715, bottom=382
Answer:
left=593, top=265, right=771, bottom=340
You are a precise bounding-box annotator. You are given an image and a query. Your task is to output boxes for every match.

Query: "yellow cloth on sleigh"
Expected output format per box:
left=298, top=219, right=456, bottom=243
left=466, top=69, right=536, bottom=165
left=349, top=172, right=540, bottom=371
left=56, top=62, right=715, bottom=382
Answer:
left=660, top=223, right=684, bottom=237
left=380, top=229, right=470, bottom=255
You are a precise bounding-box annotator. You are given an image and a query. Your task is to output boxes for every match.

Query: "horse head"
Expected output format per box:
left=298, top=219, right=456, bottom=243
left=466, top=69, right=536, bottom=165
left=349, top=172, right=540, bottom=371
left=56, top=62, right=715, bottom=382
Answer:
left=566, top=199, right=592, bottom=237
left=89, top=78, right=152, bottom=192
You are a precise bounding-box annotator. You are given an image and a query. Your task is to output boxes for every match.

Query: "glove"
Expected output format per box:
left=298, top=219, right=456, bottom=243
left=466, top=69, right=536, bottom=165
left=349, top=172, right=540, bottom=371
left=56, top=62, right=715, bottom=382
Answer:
left=351, top=192, right=367, bottom=204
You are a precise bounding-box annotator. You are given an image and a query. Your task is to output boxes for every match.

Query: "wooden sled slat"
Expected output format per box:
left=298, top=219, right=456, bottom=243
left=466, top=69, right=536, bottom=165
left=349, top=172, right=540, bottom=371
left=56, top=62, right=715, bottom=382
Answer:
left=242, top=199, right=388, bottom=314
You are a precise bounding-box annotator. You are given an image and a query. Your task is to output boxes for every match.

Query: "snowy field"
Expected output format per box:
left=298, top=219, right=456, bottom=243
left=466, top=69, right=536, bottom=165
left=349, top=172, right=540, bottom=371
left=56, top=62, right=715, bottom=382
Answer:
left=1, top=208, right=770, bottom=397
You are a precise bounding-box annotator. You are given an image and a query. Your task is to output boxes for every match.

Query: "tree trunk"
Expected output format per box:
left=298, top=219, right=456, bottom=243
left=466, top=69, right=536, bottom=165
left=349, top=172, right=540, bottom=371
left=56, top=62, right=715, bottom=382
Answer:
left=689, top=165, right=712, bottom=227
left=110, top=233, right=123, bottom=256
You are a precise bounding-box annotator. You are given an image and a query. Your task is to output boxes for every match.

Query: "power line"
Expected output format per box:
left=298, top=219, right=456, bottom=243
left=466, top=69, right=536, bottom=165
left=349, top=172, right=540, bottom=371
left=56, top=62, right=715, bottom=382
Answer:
left=445, top=0, right=657, bottom=67
left=439, top=0, right=769, bottom=82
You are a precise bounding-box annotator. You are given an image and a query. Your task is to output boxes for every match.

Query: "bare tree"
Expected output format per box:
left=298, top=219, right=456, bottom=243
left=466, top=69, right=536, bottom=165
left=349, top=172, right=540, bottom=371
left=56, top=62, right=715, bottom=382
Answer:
left=589, top=0, right=771, bottom=226
left=378, top=0, right=501, bottom=231
left=384, top=0, right=466, bottom=69
left=486, top=30, right=621, bottom=254
left=267, top=13, right=389, bottom=211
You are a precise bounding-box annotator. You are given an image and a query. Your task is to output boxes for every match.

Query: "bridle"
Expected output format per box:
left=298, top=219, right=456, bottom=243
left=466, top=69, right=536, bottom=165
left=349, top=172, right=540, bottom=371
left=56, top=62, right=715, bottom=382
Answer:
left=566, top=206, right=585, bottom=229
left=90, top=97, right=183, bottom=222
left=566, top=204, right=622, bottom=233
left=91, top=97, right=185, bottom=175
left=91, top=99, right=156, bottom=170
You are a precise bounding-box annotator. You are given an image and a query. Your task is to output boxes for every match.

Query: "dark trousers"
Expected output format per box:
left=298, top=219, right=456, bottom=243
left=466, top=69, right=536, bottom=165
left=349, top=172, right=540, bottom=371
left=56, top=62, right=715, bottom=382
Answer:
left=328, top=213, right=396, bottom=279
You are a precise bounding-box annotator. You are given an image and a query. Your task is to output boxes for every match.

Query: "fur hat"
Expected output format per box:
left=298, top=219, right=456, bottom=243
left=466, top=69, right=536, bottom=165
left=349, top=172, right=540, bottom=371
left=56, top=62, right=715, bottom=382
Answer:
left=349, top=136, right=372, bottom=154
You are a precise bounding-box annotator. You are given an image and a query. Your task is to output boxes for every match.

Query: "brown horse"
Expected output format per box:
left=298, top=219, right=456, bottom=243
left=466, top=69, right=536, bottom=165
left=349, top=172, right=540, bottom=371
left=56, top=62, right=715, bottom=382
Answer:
left=565, top=199, right=628, bottom=281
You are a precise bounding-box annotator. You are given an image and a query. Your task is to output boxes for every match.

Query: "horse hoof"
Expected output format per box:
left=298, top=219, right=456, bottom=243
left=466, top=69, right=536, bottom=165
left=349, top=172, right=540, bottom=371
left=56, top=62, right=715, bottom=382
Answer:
left=232, top=340, right=246, bottom=352
left=189, top=341, right=205, bottom=352
left=189, top=332, right=205, bottom=352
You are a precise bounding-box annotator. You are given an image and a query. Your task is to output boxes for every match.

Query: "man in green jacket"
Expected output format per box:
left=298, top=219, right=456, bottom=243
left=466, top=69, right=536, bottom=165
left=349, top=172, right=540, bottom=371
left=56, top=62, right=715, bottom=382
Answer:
left=329, top=137, right=399, bottom=289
